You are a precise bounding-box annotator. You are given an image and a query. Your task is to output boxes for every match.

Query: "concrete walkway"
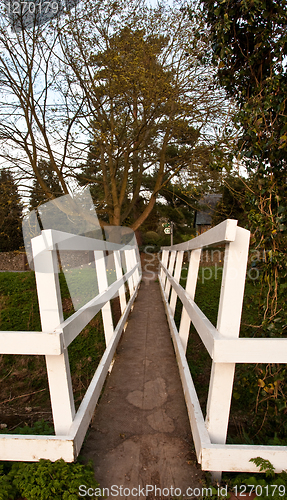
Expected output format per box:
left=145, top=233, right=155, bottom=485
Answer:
left=82, top=260, right=203, bottom=499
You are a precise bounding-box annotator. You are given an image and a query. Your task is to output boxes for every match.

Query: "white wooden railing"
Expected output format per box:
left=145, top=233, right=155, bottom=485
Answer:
left=159, top=219, right=287, bottom=480
left=0, top=228, right=141, bottom=462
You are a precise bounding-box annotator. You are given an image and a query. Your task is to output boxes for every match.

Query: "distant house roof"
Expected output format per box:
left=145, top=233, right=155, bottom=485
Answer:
left=195, top=194, right=222, bottom=226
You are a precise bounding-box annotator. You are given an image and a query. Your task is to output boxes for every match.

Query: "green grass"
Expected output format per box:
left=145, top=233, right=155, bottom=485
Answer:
left=0, top=272, right=41, bottom=331
left=0, top=271, right=106, bottom=427
left=176, top=266, right=287, bottom=445
left=0, top=271, right=104, bottom=498
left=1, top=265, right=286, bottom=447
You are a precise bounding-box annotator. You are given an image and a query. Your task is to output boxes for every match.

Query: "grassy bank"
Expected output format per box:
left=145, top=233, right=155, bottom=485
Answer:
left=0, top=271, right=106, bottom=431
left=175, top=265, right=287, bottom=447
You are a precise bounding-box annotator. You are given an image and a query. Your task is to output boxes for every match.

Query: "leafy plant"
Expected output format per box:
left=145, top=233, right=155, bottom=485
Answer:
left=0, top=464, right=18, bottom=500
left=250, top=457, right=275, bottom=477
left=224, top=458, right=287, bottom=500
left=0, top=459, right=100, bottom=500
left=0, top=419, right=54, bottom=436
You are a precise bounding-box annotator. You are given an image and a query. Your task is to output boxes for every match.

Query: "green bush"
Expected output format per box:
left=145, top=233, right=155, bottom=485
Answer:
left=0, top=459, right=100, bottom=500
left=143, top=231, right=160, bottom=245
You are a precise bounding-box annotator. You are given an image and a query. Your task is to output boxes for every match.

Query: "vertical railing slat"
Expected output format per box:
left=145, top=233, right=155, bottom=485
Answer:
left=164, top=250, right=176, bottom=297
left=94, top=250, right=114, bottom=345
left=205, top=227, right=250, bottom=481
left=131, top=248, right=140, bottom=288
left=32, top=237, right=75, bottom=435
left=125, top=248, right=135, bottom=296
left=169, top=250, right=184, bottom=316
left=178, top=248, right=201, bottom=352
left=114, top=250, right=127, bottom=315
left=160, top=249, right=169, bottom=288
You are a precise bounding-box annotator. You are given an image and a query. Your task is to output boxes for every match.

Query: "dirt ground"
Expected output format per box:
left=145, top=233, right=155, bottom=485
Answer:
left=0, top=251, right=29, bottom=271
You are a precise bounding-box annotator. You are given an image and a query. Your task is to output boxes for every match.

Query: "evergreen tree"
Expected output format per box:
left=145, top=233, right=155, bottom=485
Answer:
left=74, top=20, right=228, bottom=230
left=0, top=169, right=23, bottom=251
left=29, top=160, right=64, bottom=210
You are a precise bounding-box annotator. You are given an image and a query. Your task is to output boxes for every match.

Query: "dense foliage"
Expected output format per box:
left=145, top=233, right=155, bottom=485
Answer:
left=29, top=160, right=64, bottom=211
left=0, top=459, right=99, bottom=500
left=0, top=169, right=23, bottom=251
left=73, top=15, right=227, bottom=229
left=200, top=0, right=287, bottom=170
left=199, top=0, right=287, bottom=328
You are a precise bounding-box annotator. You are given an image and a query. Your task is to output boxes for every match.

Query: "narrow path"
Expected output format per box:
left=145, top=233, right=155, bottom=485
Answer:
left=82, top=259, right=203, bottom=499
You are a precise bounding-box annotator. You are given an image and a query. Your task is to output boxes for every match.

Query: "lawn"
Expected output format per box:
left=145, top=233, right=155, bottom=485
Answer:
left=0, top=271, right=106, bottom=432
left=0, top=264, right=286, bottom=446
left=174, top=264, right=287, bottom=446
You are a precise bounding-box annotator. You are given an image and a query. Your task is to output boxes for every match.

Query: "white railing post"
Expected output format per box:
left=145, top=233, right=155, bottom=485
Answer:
left=94, top=250, right=114, bottom=345
left=164, top=250, right=176, bottom=297
left=0, top=226, right=143, bottom=462
left=179, top=248, right=201, bottom=352
left=125, top=248, right=135, bottom=296
left=169, top=250, right=184, bottom=316
left=160, top=249, right=169, bottom=287
left=131, top=247, right=140, bottom=288
left=114, top=250, right=127, bottom=315
left=32, top=236, right=75, bottom=435
left=205, top=227, right=250, bottom=479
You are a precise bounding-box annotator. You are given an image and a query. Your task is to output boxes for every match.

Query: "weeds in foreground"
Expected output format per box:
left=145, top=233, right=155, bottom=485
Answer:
left=0, top=458, right=100, bottom=500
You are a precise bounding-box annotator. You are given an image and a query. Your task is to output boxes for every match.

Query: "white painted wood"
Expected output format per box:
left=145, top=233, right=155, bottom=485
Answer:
left=114, top=250, right=127, bottom=314
left=179, top=249, right=201, bottom=352
left=201, top=444, right=287, bottom=473
left=128, top=248, right=137, bottom=291
left=159, top=262, right=216, bottom=357
left=6, top=221, right=287, bottom=473
left=40, top=229, right=132, bottom=253
left=164, top=250, right=176, bottom=297
left=44, top=351, right=76, bottom=435
left=206, top=362, right=235, bottom=444
left=159, top=221, right=287, bottom=477
left=169, top=251, right=184, bottom=316
left=131, top=248, right=140, bottom=287
left=58, top=265, right=139, bottom=347
left=32, top=236, right=76, bottom=435
left=71, top=283, right=140, bottom=457
left=0, top=435, right=75, bottom=462
left=205, top=227, right=250, bottom=447
left=0, top=331, right=63, bottom=355
left=94, top=250, right=114, bottom=346
left=0, top=227, right=142, bottom=462
left=216, top=227, right=250, bottom=337
left=159, top=275, right=211, bottom=463
left=213, top=337, right=287, bottom=363
left=125, top=249, right=135, bottom=296
left=162, top=219, right=238, bottom=251
left=32, top=235, right=64, bottom=331
left=160, top=249, right=169, bottom=287
left=0, top=285, right=141, bottom=464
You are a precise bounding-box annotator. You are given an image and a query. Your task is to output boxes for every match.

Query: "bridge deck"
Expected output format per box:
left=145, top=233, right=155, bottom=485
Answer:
left=82, top=262, right=203, bottom=498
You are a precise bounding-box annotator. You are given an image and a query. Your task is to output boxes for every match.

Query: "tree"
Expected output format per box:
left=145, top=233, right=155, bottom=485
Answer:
left=29, top=159, right=64, bottom=210
left=211, top=175, right=249, bottom=228
left=199, top=0, right=287, bottom=172
left=60, top=4, right=230, bottom=230
left=0, top=169, right=23, bottom=251
left=0, top=0, right=230, bottom=231
left=199, top=0, right=287, bottom=322
left=0, top=3, right=85, bottom=202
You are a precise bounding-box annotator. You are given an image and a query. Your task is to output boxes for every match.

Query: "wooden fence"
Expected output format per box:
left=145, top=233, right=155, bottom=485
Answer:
left=0, top=228, right=141, bottom=462
left=159, top=219, right=287, bottom=480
